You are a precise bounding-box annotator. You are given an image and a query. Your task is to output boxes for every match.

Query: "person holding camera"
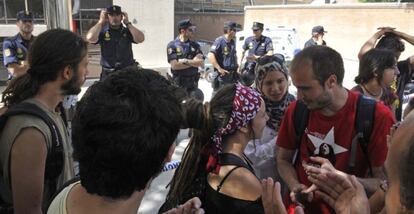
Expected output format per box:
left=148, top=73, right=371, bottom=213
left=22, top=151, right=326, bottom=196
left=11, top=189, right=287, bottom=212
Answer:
left=86, top=5, right=145, bottom=81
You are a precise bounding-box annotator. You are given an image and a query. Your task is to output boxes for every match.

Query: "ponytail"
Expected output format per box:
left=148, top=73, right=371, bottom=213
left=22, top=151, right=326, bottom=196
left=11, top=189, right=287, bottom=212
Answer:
left=163, top=85, right=236, bottom=208
left=2, top=72, right=38, bottom=107
left=166, top=98, right=213, bottom=206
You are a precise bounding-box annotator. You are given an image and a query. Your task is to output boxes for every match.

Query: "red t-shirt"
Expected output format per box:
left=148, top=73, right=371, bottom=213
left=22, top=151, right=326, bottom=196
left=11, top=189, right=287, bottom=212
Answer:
left=277, top=90, right=396, bottom=214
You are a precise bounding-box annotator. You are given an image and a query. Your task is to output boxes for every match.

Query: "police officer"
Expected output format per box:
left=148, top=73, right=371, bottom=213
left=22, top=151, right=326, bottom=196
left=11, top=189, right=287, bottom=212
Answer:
left=86, top=5, right=145, bottom=81
left=208, top=21, right=241, bottom=92
left=167, top=19, right=204, bottom=101
left=2, top=10, right=35, bottom=79
left=239, top=22, right=273, bottom=85
left=304, top=25, right=327, bottom=48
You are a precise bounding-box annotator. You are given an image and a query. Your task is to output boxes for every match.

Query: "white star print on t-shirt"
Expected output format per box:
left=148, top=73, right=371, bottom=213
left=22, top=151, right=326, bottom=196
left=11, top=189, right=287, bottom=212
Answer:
left=307, top=127, right=348, bottom=155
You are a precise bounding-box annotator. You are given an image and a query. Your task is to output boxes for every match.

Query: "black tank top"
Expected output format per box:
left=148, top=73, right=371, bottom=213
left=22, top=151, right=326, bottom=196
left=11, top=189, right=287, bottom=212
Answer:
left=203, top=153, right=265, bottom=214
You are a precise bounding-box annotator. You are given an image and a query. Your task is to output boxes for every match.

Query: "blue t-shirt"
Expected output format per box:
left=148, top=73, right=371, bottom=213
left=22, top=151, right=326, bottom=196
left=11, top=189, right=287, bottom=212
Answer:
left=97, top=24, right=136, bottom=69
left=167, top=37, right=203, bottom=76
left=210, top=36, right=238, bottom=71
left=242, top=35, right=273, bottom=57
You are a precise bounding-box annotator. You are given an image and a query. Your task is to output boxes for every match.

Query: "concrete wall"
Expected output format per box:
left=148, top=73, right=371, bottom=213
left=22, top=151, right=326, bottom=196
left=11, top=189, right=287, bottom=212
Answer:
left=114, top=0, right=174, bottom=71
left=245, top=3, right=414, bottom=61
left=175, top=13, right=244, bottom=42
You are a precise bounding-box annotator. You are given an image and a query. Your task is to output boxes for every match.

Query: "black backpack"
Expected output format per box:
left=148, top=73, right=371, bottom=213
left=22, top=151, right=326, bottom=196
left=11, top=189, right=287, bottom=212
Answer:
left=293, top=94, right=376, bottom=177
left=0, top=102, right=64, bottom=212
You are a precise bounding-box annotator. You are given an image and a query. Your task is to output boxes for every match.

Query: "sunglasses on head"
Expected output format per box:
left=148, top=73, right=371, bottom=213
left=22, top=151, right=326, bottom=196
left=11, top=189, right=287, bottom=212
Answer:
left=257, top=54, right=285, bottom=66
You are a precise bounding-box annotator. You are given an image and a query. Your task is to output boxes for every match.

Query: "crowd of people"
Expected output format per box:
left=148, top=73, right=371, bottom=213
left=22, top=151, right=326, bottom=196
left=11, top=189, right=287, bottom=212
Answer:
left=0, top=4, right=414, bottom=214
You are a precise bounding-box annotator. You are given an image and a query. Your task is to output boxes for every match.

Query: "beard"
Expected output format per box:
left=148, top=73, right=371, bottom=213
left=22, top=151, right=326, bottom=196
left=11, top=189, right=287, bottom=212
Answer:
left=22, top=26, right=33, bottom=34
left=61, top=68, right=82, bottom=95
left=305, top=90, right=332, bottom=110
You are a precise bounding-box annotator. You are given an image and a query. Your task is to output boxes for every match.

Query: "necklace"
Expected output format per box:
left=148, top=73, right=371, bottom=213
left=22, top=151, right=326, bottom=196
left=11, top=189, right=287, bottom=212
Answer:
left=362, top=85, right=383, bottom=98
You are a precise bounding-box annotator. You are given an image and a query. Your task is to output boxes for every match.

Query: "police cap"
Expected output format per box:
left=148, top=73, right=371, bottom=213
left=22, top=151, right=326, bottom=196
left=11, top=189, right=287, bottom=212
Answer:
left=106, top=5, right=122, bottom=15
left=224, top=21, right=241, bottom=31
left=252, top=22, right=264, bottom=30
left=16, top=10, right=34, bottom=21
left=312, top=25, right=327, bottom=34
left=177, top=19, right=193, bottom=30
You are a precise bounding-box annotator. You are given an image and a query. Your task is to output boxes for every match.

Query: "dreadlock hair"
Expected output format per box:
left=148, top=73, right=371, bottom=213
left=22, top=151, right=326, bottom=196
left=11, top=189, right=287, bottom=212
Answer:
left=164, top=84, right=236, bottom=207
left=2, top=29, right=88, bottom=107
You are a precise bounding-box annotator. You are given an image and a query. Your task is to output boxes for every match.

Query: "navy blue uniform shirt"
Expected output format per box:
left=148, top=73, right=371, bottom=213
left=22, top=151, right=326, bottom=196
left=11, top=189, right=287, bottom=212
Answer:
left=167, top=37, right=203, bottom=76
left=242, top=35, right=273, bottom=57
left=3, top=33, right=34, bottom=67
left=97, top=24, right=136, bottom=69
left=210, top=36, right=238, bottom=71
left=304, top=38, right=326, bottom=48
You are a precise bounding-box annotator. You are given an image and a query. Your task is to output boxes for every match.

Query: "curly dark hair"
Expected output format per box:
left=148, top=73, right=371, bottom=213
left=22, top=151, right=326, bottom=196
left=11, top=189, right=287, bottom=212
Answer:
left=72, top=67, right=182, bottom=199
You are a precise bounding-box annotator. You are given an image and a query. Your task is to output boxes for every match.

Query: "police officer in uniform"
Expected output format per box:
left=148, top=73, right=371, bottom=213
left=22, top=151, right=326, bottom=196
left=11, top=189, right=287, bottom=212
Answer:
left=239, top=22, right=273, bottom=85
left=3, top=10, right=35, bottom=79
left=86, top=5, right=145, bottom=81
left=208, top=21, right=241, bottom=92
left=167, top=19, right=204, bottom=101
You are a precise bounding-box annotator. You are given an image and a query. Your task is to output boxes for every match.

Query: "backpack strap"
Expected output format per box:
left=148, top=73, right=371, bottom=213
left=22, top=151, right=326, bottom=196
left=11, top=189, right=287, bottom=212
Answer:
left=348, top=95, right=376, bottom=177
left=293, top=101, right=310, bottom=165
left=0, top=102, right=64, bottom=197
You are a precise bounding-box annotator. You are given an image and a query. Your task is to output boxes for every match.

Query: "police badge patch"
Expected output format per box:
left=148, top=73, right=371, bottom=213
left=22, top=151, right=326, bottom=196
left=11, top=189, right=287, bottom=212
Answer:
left=104, top=31, right=111, bottom=41
left=224, top=47, right=228, bottom=55
left=248, top=42, right=253, bottom=49
left=176, top=47, right=182, bottom=56
left=4, top=49, right=11, bottom=57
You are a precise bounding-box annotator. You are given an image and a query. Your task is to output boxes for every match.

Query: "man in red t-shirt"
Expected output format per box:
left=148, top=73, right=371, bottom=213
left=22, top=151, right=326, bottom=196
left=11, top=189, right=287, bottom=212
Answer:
left=276, top=46, right=396, bottom=213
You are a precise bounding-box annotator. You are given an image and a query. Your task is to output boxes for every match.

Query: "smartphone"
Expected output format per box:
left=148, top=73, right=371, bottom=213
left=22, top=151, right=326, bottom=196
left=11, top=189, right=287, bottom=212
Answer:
left=295, top=192, right=307, bottom=207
